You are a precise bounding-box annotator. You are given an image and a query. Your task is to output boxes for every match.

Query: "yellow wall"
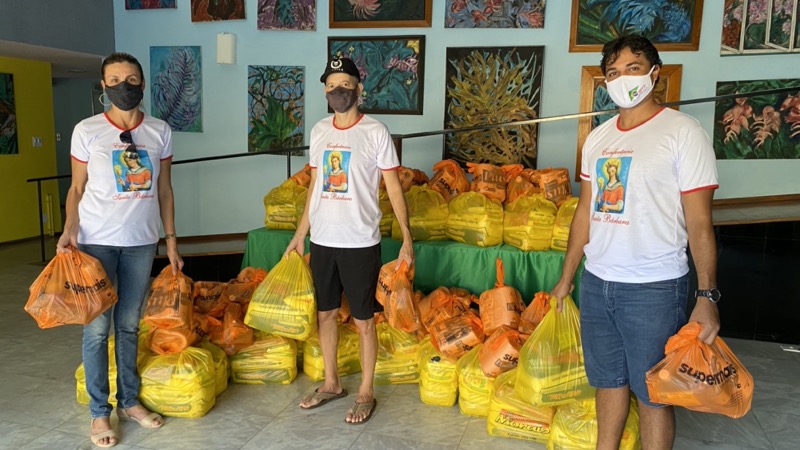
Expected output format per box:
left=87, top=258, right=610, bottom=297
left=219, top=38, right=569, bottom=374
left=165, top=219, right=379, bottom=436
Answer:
left=0, top=56, right=61, bottom=242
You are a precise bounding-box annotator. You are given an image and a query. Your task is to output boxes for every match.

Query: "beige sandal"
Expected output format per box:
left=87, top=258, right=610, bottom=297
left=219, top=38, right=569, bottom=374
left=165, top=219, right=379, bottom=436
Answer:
left=90, top=419, right=118, bottom=448
left=117, top=407, right=164, bottom=429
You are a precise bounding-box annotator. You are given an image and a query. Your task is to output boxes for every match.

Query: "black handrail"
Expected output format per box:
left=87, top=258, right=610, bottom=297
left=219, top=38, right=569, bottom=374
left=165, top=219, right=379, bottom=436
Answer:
left=26, top=86, right=798, bottom=261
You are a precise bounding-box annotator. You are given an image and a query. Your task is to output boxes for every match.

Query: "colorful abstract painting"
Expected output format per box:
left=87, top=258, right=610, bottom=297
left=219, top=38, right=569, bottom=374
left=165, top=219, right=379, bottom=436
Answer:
left=0, top=73, right=18, bottom=155
left=721, top=0, right=800, bottom=55
left=445, top=0, right=546, bottom=28
left=150, top=46, right=203, bottom=133
left=327, top=36, right=425, bottom=115
left=191, top=0, right=246, bottom=21
left=248, top=65, right=305, bottom=152
left=257, top=0, right=315, bottom=30
left=125, top=0, right=176, bottom=9
left=714, top=79, right=800, bottom=159
left=570, top=0, right=703, bottom=51
left=329, top=0, right=431, bottom=27
left=444, top=46, right=543, bottom=168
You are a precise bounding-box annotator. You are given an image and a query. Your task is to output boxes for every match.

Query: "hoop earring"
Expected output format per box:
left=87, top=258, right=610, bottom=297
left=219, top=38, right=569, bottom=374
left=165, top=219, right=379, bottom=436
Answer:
left=99, top=92, right=112, bottom=107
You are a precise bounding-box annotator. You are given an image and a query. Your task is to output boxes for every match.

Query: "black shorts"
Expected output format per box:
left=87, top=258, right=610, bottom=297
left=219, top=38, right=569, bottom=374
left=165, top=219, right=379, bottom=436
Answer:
left=309, top=242, right=382, bottom=321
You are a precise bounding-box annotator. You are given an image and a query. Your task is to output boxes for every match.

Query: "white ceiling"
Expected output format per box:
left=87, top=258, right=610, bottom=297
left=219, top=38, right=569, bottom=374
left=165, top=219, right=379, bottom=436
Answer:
left=0, top=39, right=103, bottom=79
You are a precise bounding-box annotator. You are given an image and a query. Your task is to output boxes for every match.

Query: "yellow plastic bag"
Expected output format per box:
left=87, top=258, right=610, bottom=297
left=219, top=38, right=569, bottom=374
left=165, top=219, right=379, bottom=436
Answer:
left=195, top=339, right=229, bottom=396
left=503, top=194, right=557, bottom=251
left=457, top=345, right=496, bottom=417
left=264, top=179, right=307, bottom=230
left=487, top=368, right=555, bottom=443
left=230, top=332, right=297, bottom=385
left=245, top=251, right=317, bottom=341
left=375, top=323, right=420, bottom=385
left=515, top=295, right=594, bottom=406
left=547, top=398, right=641, bottom=450
left=446, top=192, right=504, bottom=247
left=139, top=347, right=217, bottom=418
left=392, top=185, right=449, bottom=241
left=303, top=324, right=362, bottom=381
left=417, top=336, right=458, bottom=406
left=550, top=196, right=578, bottom=252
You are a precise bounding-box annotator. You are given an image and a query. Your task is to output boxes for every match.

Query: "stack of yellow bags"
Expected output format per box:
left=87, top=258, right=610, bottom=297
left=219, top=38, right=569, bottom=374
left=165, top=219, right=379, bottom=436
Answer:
left=138, top=346, right=217, bottom=418
left=486, top=368, right=555, bottom=443
left=417, top=336, right=458, bottom=406
left=503, top=194, right=558, bottom=251
left=392, top=185, right=449, bottom=241
left=230, top=331, right=297, bottom=384
left=548, top=398, right=641, bottom=450
left=303, top=324, right=362, bottom=381
left=457, top=344, right=496, bottom=417
left=375, top=323, right=420, bottom=385
left=446, top=192, right=504, bottom=247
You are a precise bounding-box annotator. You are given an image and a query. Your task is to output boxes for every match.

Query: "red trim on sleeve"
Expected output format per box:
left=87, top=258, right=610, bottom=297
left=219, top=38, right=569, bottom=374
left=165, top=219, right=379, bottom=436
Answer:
left=103, top=112, right=145, bottom=131
left=160, top=155, right=174, bottom=161
left=71, top=155, right=88, bottom=164
left=381, top=166, right=400, bottom=172
left=309, top=164, right=317, bottom=169
left=681, top=184, right=719, bottom=195
left=580, top=172, right=590, bottom=180
left=333, top=114, right=365, bottom=130
left=616, top=106, right=667, bottom=132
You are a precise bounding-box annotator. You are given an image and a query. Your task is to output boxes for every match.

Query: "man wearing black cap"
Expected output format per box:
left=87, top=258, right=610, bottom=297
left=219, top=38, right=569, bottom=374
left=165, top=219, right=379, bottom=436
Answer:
left=286, top=56, right=414, bottom=424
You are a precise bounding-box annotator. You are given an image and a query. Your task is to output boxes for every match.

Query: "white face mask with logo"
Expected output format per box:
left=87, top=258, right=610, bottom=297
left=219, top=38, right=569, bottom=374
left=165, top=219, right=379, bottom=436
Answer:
left=605, top=66, right=656, bottom=109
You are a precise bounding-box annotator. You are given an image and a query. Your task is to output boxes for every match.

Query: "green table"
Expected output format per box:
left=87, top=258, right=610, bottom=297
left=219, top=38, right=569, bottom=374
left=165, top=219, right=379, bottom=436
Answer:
left=242, top=227, right=581, bottom=305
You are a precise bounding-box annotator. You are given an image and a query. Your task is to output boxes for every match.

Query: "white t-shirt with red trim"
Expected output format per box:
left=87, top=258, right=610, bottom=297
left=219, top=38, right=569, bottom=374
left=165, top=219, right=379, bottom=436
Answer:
left=580, top=107, right=718, bottom=283
left=307, top=114, right=399, bottom=248
left=71, top=113, right=173, bottom=246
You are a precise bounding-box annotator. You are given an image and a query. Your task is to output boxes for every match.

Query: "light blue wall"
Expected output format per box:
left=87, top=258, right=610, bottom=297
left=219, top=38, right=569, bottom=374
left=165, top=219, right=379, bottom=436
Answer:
left=113, top=0, right=800, bottom=237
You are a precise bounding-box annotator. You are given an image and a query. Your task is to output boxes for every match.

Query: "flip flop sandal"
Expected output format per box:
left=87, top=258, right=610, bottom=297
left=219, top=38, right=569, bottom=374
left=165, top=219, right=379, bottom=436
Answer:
left=300, top=388, right=349, bottom=410
left=90, top=421, right=118, bottom=448
left=345, top=398, right=377, bottom=425
left=117, top=408, right=164, bottom=429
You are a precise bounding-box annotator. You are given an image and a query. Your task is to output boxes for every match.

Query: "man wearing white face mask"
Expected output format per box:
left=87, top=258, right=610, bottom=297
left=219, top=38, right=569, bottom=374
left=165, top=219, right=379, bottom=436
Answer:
left=551, top=35, right=720, bottom=450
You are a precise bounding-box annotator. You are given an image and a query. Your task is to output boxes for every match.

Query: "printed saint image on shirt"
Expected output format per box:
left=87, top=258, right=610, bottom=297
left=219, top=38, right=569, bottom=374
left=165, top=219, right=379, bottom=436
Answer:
left=595, top=156, right=631, bottom=214
left=113, top=149, right=153, bottom=192
left=323, top=149, right=351, bottom=193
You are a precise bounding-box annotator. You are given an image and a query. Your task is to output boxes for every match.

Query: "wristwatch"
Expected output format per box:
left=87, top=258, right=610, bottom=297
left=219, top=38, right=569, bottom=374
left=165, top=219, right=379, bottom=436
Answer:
left=695, top=288, right=722, bottom=304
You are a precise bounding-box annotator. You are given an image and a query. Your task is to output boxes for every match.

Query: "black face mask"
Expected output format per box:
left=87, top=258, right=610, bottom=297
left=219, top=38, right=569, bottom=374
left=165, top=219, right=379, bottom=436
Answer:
left=326, top=86, right=359, bottom=113
left=105, top=81, right=144, bottom=111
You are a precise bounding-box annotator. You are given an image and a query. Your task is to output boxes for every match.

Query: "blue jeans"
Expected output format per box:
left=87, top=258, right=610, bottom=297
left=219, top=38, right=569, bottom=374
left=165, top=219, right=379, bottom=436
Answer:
left=79, top=243, right=156, bottom=418
left=579, top=269, right=688, bottom=407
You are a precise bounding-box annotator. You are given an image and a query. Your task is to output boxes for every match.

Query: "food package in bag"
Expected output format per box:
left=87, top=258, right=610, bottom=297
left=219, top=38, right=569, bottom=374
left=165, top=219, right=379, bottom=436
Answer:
left=429, top=309, right=485, bottom=360
left=230, top=331, right=297, bottom=385
left=195, top=339, right=229, bottom=396
left=505, top=166, right=536, bottom=205
left=479, top=326, right=525, bottom=378
left=550, top=196, right=578, bottom=252
left=419, top=287, right=471, bottom=332
left=468, top=162, right=507, bottom=203
left=529, top=168, right=571, bottom=207
left=244, top=251, right=317, bottom=340
left=515, top=295, right=595, bottom=406
left=263, top=179, right=307, bottom=231
left=144, top=266, right=193, bottom=330
left=211, top=302, right=255, bottom=356
left=289, top=163, right=312, bottom=187
left=392, top=185, right=449, bottom=241
left=375, top=323, right=420, bottom=385
left=26, top=248, right=117, bottom=329
left=383, top=261, right=425, bottom=339
left=303, top=324, right=362, bottom=381
left=547, top=398, right=641, bottom=450
left=457, top=344, right=496, bottom=417
left=219, top=267, right=267, bottom=309
left=519, top=291, right=551, bottom=337
left=417, top=336, right=458, bottom=406
left=193, top=281, right=226, bottom=316
left=446, top=192, right=504, bottom=247
left=645, top=322, right=754, bottom=419
left=503, top=194, right=558, bottom=251
left=375, top=259, right=415, bottom=307
left=139, top=347, right=217, bottom=418
left=479, top=258, right=526, bottom=336
left=429, top=159, right=470, bottom=202
left=487, top=368, right=555, bottom=443
left=411, top=168, right=430, bottom=187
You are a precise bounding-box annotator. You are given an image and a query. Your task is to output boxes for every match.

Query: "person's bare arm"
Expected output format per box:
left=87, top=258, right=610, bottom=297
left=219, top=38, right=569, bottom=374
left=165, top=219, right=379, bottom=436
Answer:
left=550, top=180, right=593, bottom=310
left=57, top=159, right=89, bottom=253
left=285, top=168, right=317, bottom=257
left=158, top=158, right=184, bottom=273
left=683, top=188, right=720, bottom=344
left=382, top=169, right=413, bottom=268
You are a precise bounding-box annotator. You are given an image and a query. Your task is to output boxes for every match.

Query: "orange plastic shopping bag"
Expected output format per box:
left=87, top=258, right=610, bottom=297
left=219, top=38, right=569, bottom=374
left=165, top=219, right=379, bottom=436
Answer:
left=646, top=322, right=754, bottom=419
left=519, top=291, right=551, bottom=337
left=384, top=261, right=425, bottom=338
left=25, top=248, right=117, bottom=329
left=429, top=159, right=470, bottom=202
left=479, top=258, right=526, bottom=336
left=143, top=266, right=193, bottom=330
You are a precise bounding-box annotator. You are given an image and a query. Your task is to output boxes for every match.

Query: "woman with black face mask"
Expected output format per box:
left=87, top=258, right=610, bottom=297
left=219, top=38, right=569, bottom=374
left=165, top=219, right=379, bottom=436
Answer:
left=57, top=52, right=183, bottom=448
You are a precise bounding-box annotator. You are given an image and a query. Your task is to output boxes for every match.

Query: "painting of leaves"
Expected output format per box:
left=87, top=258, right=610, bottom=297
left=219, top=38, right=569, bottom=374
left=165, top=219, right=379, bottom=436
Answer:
left=150, top=46, right=203, bottom=133
left=191, top=0, right=246, bottom=21
left=329, top=0, right=431, bottom=27
left=248, top=66, right=305, bottom=152
left=714, top=79, right=800, bottom=159
left=443, top=46, right=543, bottom=168
left=0, top=73, right=18, bottom=155
left=257, top=0, right=315, bottom=30
left=126, top=0, right=176, bottom=9
left=721, top=0, right=799, bottom=55
left=328, top=36, right=425, bottom=115
left=570, top=0, right=704, bottom=51
left=445, top=0, right=546, bottom=28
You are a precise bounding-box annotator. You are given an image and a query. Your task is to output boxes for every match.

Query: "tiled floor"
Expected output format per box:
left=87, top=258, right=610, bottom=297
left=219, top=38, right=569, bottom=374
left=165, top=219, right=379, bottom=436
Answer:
left=2, top=239, right=799, bottom=450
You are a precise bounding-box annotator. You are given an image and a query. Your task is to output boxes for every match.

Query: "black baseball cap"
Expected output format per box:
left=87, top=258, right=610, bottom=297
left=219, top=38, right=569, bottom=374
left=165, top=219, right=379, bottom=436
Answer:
left=320, top=57, right=361, bottom=83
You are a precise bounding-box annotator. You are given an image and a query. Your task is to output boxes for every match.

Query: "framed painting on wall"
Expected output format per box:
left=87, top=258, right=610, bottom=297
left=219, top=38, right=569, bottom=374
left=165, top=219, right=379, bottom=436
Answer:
left=329, top=0, right=432, bottom=28
left=125, top=0, right=176, bottom=9
left=191, top=0, right=246, bottom=21
left=714, top=78, right=800, bottom=159
left=720, top=0, right=800, bottom=55
left=569, top=0, right=704, bottom=52
left=248, top=65, right=305, bottom=152
left=327, top=36, right=425, bottom=115
left=575, top=64, right=682, bottom=180
left=0, top=73, right=18, bottom=155
left=445, top=0, right=546, bottom=28
left=257, top=0, right=315, bottom=30
left=443, top=46, right=544, bottom=169
left=150, top=46, right=203, bottom=132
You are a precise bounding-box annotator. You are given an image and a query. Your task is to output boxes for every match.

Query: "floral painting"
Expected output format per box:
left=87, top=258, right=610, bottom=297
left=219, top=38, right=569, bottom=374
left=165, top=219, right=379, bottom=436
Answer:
left=445, top=0, right=546, bottom=28
left=329, top=0, right=431, bottom=28
left=191, top=0, right=246, bottom=21
left=714, top=79, right=800, bottom=159
left=444, top=46, right=544, bottom=168
left=126, top=0, right=176, bottom=9
left=327, top=36, right=425, bottom=115
left=721, top=0, right=800, bottom=54
left=248, top=66, right=305, bottom=152
left=257, top=0, right=315, bottom=30
left=570, top=0, right=704, bottom=51
left=150, top=46, right=203, bottom=133
left=0, top=73, right=18, bottom=155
